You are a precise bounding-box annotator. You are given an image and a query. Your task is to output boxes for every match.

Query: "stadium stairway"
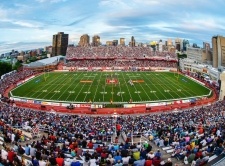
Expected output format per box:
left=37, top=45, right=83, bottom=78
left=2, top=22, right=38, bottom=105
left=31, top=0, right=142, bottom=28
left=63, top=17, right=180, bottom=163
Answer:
left=207, top=154, right=225, bottom=166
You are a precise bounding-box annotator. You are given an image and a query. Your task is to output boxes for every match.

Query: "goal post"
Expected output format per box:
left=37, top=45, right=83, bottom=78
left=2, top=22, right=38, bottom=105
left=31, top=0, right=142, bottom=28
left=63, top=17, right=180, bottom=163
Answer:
left=44, top=65, right=50, bottom=81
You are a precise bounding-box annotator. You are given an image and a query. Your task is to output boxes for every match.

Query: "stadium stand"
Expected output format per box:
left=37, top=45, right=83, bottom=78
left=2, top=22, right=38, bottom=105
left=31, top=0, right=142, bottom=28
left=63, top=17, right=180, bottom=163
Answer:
left=0, top=46, right=224, bottom=165
left=66, top=60, right=177, bottom=68
left=66, top=46, right=177, bottom=59
left=0, top=100, right=225, bottom=165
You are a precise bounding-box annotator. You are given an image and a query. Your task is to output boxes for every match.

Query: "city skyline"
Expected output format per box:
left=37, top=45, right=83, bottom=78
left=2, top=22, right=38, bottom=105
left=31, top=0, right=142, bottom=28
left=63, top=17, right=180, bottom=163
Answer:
left=0, top=0, right=225, bottom=53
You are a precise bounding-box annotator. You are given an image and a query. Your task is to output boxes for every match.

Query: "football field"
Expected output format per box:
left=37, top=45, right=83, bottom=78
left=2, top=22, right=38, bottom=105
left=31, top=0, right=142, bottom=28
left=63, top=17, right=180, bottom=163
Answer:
left=10, top=71, right=211, bottom=103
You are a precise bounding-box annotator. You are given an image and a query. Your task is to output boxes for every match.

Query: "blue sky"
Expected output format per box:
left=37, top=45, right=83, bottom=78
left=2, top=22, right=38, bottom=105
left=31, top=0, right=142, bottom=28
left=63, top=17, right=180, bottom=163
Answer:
left=0, top=0, right=225, bottom=53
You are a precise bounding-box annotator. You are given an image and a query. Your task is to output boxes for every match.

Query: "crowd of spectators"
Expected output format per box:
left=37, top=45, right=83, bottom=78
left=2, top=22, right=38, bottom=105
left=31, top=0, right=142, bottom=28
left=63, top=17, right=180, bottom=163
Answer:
left=66, top=60, right=177, bottom=68
left=0, top=70, right=36, bottom=96
left=0, top=99, right=225, bottom=165
left=66, top=46, right=177, bottom=60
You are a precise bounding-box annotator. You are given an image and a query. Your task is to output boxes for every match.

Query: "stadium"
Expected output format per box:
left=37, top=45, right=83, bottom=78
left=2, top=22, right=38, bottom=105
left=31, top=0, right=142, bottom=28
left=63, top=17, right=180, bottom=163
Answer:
left=0, top=45, right=224, bottom=166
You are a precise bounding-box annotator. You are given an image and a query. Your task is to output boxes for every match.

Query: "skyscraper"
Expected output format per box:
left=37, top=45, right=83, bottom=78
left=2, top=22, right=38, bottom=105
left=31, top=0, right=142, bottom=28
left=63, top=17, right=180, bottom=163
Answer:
left=183, top=39, right=189, bottom=51
left=130, top=36, right=135, bottom=47
left=212, top=36, right=225, bottom=68
left=175, top=38, right=182, bottom=51
left=120, top=38, right=125, bottom=46
left=78, top=34, right=90, bottom=47
left=52, top=32, right=69, bottom=56
left=112, top=40, right=118, bottom=46
left=92, top=35, right=100, bottom=46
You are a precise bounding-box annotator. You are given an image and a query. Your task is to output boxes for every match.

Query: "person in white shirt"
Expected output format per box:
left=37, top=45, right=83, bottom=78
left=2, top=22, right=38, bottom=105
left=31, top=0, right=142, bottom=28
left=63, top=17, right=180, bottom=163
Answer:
left=147, top=151, right=155, bottom=159
left=106, top=154, right=115, bottom=165
left=64, top=158, right=72, bottom=166
left=200, top=139, right=207, bottom=147
left=39, top=157, right=47, bottom=166
left=216, top=129, right=221, bottom=137
left=1, top=149, right=8, bottom=160
left=89, top=157, right=97, bottom=166
left=122, top=156, right=130, bottom=165
left=11, top=133, right=15, bottom=143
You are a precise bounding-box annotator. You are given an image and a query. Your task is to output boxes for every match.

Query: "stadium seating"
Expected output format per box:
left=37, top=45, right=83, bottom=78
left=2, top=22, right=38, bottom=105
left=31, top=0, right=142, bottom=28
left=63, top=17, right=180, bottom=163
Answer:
left=66, top=46, right=177, bottom=59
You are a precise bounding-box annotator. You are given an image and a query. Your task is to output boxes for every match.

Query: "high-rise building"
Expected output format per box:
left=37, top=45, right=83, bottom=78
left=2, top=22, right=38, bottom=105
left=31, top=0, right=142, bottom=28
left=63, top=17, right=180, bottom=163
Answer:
left=175, top=38, right=182, bottom=51
left=183, top=39, right=189, bottom=51
left=78, top=34, right=90, bottom=47
left=158, top=40, right=163, bottom=52
left=106, top=41, right=113, bottom=46
left=129, top=36, right=135, bottom=47
left=202, top=42, right=212, bottom=64
left=120, top=38, right=125, bottom=46
left=212, top=36, right=225, bottom=68
left=92, top=35, right=100, bottom=46
left=112, top=40, right=118, bottom=46
left=52, top=32, right=69, bottom=56
left=167, top=39, right=173, bottom=52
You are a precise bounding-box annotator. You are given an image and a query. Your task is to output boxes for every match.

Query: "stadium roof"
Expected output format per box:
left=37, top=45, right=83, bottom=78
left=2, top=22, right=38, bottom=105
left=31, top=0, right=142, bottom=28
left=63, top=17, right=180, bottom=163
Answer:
left=24, top=55, right=64, bottom=67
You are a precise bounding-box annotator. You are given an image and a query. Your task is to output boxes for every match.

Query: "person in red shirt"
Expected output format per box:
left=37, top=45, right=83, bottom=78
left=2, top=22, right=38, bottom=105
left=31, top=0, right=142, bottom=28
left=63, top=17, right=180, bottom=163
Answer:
left=96, top=145, right=103, bottom=154
left=101, top=150, right=108, bottom=159
left=56, top=154, right=64, bottom=166
left=87, top=141, right=93, bottom=149
left=152, top=156, right=161, bottom=166
left=7, top=148, right=15, bottom=164
left=145, top=157, right=153, bottom=166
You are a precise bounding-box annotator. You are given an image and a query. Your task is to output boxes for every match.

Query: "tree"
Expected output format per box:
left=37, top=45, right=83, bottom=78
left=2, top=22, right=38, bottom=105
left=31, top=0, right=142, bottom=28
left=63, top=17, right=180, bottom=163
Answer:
left=0, top=61, right=12, bottom=77
left=12, top=61, right=22, bottom=71
left=177, top=53, right=187, bottom=59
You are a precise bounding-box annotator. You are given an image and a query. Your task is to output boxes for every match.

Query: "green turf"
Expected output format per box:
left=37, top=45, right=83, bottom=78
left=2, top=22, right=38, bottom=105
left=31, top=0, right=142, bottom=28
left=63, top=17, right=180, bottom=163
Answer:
left=10, top=71, right=211, bottom=103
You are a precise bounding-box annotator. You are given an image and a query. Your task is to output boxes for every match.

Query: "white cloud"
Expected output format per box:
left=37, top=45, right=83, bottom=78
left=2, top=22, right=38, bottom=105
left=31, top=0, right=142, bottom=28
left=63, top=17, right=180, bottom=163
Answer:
left=99, top=0, right=132, bottom=10
left=36, top=0, right=67, bottom=3
left=13, top=21, right=40, bottom=28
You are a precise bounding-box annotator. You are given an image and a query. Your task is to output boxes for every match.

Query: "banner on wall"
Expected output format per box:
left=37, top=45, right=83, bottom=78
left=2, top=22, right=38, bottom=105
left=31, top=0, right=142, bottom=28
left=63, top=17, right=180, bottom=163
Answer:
left=166, top=101, right=173, bottom=105
left=34, top=100, right=42, bottom=104
left=80, top=104, right=91, bottom=108
left=174, top=100, right=182, bottom=104
left=134, top=104, right=146, bottom=107
left=41, top=101, right=51, bottom=105
left=124, top=104, right=135, bottom=108
left=182, top=100, right=190, bottom=103
left=51, top=102, right=61, bottom=106
left=146, top=103, right=159, bottom=107
left=27, top=100, right=34, bottom=104
left=91, top=104, right=103, bottom=108
left=73, top=104, right=80, bottom=108
left=61, top=103, right=70, bottom=107
left=20, top=99, right=27, bottom=103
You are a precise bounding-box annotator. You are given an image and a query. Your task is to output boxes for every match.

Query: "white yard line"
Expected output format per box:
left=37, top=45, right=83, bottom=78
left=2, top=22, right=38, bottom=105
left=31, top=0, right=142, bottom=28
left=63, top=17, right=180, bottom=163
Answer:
left=141, top=72, right=160, bottom=100
left=29, top=73, right=65, bottom=98
left=144, top=73, right=168, bottom=99
left=121, top=72, right=133, bottom=100
left=58, top=72, right=84, bottom=101
left=83, top=73, right=96, bottom=102
left=131, top=72, right=151, bottom=101
left=118, top=77, right=124, bottom=102
left=48, top=73, right=78, bottom=100
left=103, top=76, right=107, bottom=102
left=160, top=73, right=194, bottom=97
left=151, top=73, right=179, bottom=99
left=74, top=72, right=92, bottom=101
left=127, top=73, right=143, bottom=101
left=35, top=73, right=70, bottom=99
left=92, top=72, right=103, bottom=102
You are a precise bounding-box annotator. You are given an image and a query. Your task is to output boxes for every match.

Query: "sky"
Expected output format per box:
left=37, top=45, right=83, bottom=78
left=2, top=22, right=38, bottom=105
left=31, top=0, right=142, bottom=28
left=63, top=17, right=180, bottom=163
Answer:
left=0, top=0, right=225, bottom=54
